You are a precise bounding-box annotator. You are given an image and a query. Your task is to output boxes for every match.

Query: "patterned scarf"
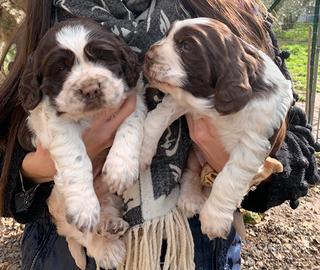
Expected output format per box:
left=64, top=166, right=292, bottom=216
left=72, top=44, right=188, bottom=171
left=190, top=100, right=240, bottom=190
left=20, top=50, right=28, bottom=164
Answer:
left=53, top=1, right=195, bottom=269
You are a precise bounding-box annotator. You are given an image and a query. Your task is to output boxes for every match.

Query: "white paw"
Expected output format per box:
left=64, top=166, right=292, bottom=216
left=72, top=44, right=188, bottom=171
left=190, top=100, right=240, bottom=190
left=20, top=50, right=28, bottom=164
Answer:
left=178, top=192, right=206, bottom=218
left=65, top=193, right=100, bottom=232
left=199, top=202, right=233, bottom=240
left=98, top=217, right=129, bottom=237
left=93, top=239, right=126, bottom=270
left=103, top=153, right=139, bottom=195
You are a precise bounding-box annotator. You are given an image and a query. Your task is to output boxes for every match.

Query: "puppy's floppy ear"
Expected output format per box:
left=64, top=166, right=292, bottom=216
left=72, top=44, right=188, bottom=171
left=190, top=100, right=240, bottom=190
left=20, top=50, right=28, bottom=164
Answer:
left=119, top=43, right=140, bottom=88
left=18, top=53, right=42, bottom=111
left=213, top=35, right=259, bottom=115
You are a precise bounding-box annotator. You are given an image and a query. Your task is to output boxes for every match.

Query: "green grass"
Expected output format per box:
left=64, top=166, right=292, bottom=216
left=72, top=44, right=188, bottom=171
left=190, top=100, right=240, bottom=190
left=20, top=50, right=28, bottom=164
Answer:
left=280, top=43, right=308, bottom=98
left=275, top=23, right=309, bottom=43
left=276, top=23, right=320, bottom=101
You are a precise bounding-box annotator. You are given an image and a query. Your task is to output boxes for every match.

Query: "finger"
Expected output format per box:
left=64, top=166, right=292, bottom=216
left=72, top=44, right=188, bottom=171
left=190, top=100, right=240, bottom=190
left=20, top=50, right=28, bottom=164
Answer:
left=36, top=143, right=51, bottom=158
left=203, top=117, right=220, bottom=138
left=186, top=114, right=195, bottom=136
left=36, top=142, right=45, bottom=151
left=91, top=106, right=122, bottom=128
left=93, top=157, right=106, bottom=178
left=88, top=95, right=135, bottom=134
left=192, top=118, right=209, bottom=134
left=106, top=94, right=137, bottom=130
left=187, top=147, right=202, bottom=172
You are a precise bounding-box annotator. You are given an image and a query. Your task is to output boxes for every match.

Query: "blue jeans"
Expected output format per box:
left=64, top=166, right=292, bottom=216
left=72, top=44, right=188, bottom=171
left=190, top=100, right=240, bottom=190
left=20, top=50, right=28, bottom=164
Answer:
left=21, top=214, right=241, bottom=270
left=188, top=217, right=241, bottom=270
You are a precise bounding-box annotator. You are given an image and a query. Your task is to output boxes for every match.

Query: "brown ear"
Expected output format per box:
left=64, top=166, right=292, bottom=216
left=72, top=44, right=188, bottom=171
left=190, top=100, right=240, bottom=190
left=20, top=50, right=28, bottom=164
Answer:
left=18, top=53, right=42, bottom=111
left=119, top=44, right=140, bottom=88
left=213, top=36, right=258, bottom=115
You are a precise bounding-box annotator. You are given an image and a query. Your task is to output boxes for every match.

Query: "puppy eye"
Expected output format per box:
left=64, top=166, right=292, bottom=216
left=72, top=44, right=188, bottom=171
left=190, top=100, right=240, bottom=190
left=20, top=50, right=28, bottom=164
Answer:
left=180, top=40, right=193, bottom=53
left=117, top=69, right=124, bottom=77
left=56, top=64, right=66, bottom=72
left=54, top=61, right=69, bottom=73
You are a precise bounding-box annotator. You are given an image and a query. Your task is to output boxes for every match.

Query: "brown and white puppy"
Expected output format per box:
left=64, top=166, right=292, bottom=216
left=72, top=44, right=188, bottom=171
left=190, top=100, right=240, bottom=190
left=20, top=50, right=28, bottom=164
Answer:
left=48, top=156, right=129, bottom=269
left=18, top=19, right=146, bottom=268
left=140, top=18, right=293, bottom=239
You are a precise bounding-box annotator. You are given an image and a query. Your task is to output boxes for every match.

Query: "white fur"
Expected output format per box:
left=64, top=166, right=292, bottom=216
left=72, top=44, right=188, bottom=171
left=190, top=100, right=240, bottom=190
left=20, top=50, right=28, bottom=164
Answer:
left=145, top=36, right=186, bottom=87
left=56, top=25, right=90, bottom=63
left=29, top=97, right=101, bottom=231
left=178, top=168, right=206, bottom=218
left=48, top=174, right=128, bottom=270
left=55, top=64, right=128, bottom=119
left=102, top=82, right=147, bottom=194
left=141, top=20, right=293, bottom=239
left=29, top=87, right=146, bottom=267
left=55, top=25, right=129, bottom=119
left=169, top=17, right=213, bottom=33
left=28, top=23, right=147, bottom=267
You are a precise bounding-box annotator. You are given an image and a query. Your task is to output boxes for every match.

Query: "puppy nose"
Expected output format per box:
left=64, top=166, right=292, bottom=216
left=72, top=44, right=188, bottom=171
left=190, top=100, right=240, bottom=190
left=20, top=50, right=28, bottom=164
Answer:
left=145, top=45, right=159, bottom=62
left=145, top=51, right=153, bottom=63
left=78, top=83, right=101, bottom=99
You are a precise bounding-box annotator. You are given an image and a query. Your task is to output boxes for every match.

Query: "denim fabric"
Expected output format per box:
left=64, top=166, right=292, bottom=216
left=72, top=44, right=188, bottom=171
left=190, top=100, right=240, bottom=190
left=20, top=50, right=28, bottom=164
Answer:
left=188, top=216, right=241, bottom=270
left=21, top=215, right=97, bottom=270
left=226, top=234, right=241, bottom=270
left=21, top=215, right=241, bottom=270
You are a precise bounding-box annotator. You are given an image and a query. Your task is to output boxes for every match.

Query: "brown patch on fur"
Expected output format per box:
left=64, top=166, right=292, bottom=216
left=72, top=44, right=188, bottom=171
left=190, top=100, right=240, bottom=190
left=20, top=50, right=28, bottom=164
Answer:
left=18, top=18, right=140, bottom=112
left=180, top=0, right=271, bottom=55
left=174, top=21, right=272, bottom=115
left=269, top=120, right=287, bottom=157
left=251, top=157, right=284, bottom=187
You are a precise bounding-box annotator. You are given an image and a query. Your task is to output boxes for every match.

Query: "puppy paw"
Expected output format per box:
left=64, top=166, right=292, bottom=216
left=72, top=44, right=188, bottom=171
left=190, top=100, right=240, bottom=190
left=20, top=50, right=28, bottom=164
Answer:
left=199, top=202, right=233, bottom=240
left=92, top=239, right=126, bottom=270
left=65, top=194, right=100, bottom=232
left=98, top=217, right=129, bottom=237
left=102, top=154, right=139, bottom=195
left=178, top=192, right=206, bottom=218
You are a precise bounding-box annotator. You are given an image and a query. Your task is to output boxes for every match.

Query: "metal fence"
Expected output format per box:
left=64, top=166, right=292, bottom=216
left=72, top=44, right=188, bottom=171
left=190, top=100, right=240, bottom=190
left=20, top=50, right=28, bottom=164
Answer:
left=265, top=0, right=320, bottom=141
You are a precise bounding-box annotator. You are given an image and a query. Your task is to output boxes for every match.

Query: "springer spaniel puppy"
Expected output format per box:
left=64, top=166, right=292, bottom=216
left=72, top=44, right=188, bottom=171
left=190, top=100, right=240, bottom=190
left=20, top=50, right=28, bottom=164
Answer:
left=140, top=18, right=293, bottom=239
left=18, top=19, right=146, bottom=268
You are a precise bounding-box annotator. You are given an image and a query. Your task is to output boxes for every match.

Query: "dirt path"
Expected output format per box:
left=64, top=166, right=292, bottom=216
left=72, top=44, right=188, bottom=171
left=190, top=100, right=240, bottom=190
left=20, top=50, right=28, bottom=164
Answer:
left=242, top=186, right=320, bottom=270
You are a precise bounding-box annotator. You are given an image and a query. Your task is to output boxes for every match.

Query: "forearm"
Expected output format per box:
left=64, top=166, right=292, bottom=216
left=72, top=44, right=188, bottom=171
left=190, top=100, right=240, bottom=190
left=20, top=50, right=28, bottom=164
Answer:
left=21, top=152, right=55, bottom=183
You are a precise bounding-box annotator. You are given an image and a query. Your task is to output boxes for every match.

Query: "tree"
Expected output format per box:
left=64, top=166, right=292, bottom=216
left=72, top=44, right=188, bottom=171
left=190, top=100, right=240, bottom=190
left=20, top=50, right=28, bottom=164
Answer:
left=262, top=0, right=315, bottom=29
left=0, top=0, right=24, bottom=80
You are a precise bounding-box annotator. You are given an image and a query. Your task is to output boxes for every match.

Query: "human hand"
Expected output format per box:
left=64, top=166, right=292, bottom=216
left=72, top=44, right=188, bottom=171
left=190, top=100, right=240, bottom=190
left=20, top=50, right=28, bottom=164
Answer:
left=21, top=143, right=56, bottom=183
left=83, top=94, right=137, bottom=160
left=186, top=115, right=283, bottom=188
left=186, top=115, right=229, bottom=172
left=21, top=95, right=137, bottom=183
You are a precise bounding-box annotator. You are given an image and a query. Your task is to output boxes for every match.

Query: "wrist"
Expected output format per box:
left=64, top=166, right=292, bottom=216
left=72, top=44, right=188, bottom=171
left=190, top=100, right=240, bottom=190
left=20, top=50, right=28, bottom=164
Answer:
left=21, top=153, right=55, bottom=184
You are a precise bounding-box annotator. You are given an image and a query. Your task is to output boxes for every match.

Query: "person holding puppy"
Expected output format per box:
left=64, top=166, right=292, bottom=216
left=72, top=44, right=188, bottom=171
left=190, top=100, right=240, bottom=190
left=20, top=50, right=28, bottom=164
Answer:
left=0, top=0, right=318, bottom=269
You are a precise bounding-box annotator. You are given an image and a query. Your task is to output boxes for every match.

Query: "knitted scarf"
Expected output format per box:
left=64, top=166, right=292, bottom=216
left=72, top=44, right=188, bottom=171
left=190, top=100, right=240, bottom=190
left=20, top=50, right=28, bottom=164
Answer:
left=53, top=1, right=195, bottom=269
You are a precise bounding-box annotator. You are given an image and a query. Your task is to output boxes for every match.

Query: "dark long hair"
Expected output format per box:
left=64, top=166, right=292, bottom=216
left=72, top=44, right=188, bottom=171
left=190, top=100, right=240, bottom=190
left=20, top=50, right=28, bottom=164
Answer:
left=0, top=0, right=53, bottom=214
left=182, top=0, right=271, bottom=55
left=0, top=0, right=271, bottom=214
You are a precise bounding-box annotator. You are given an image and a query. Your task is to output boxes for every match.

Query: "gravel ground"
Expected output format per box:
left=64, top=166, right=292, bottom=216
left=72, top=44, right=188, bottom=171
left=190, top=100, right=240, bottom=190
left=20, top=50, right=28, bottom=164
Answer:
left=242, top=186, right=320, bottom=270
left=0, top=218, right=23, bottom=270
left=0, top=186, right=319, bottom=269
